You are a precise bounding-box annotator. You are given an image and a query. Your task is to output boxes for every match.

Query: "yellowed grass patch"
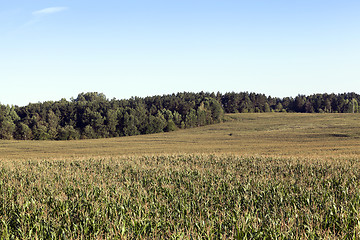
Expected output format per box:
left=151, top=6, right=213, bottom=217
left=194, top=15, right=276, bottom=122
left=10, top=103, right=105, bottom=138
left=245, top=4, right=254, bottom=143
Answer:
left=0, top=113, right=359, bottom=160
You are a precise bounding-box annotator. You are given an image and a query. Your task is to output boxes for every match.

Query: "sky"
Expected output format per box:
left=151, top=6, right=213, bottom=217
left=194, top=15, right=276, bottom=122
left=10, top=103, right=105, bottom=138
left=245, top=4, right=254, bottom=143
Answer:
left=1, top=0, right=360, bottom=106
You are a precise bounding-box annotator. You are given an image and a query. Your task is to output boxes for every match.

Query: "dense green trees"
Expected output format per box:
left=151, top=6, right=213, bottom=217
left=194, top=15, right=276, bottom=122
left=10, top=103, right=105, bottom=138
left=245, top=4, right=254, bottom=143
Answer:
left=0, top=91, right=359, bottom=140
left=0, top=105, right=19, bottom=139
left=219, top=92, right=360, bottom=114
left=1, top=92, right=224, bottom=140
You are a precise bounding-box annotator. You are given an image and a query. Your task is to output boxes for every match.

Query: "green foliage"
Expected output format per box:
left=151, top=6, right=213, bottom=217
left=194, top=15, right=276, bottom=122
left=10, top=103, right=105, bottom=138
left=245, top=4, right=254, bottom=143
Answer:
left=58, top=125, right=80, bottom=140
left=185, top=109, right=197, bottom=128
left=207, top=97, right=224, bottom=123
left=0, top=105, right=19, bottom=139
left=82, top=125, right=96, bottom=139
left=0, top=155, right=359, bottom=238
left=33, top=125, right=50, bottom=140
left=105, top=109, right=118, bottom=137
left=2, top=92, right=224, bottom=140
left=165, top=119, right=177, bottom=132
left=122, top=112, right=139, bottom=136
left=15, top=122, right=32, bottom=140
left=264, top=102, right=271, bottom=112
left=220, top=92, right=360, bottom=114
left=275, top=102, right=283, bottom=112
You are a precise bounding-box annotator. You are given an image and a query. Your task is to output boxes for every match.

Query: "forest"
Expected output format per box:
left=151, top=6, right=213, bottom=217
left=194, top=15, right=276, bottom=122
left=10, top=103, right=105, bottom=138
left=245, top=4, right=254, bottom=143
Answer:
left=0, top=91, right=359, bottom=140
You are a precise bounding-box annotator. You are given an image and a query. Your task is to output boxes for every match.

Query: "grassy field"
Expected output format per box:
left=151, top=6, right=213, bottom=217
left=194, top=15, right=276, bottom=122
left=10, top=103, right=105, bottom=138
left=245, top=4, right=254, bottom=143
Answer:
left=1, top=113, right=360, bottom=239
left=1, top=113, right=360, bottom=160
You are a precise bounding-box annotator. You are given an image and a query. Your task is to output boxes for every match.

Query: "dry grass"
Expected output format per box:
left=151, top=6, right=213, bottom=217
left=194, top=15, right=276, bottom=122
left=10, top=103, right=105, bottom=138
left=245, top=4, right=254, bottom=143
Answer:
left=1, top=113, right=359, bottom=160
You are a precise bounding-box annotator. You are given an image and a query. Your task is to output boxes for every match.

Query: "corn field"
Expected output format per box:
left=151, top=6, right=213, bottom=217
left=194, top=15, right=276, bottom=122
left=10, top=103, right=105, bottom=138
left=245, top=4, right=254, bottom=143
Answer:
left=0, top=155, right=360, bottom=239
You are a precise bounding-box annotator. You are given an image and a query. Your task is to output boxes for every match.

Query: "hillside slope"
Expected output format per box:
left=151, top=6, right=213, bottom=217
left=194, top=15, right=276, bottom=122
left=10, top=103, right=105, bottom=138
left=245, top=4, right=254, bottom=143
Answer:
left=1, top=113, right=360, bottom=159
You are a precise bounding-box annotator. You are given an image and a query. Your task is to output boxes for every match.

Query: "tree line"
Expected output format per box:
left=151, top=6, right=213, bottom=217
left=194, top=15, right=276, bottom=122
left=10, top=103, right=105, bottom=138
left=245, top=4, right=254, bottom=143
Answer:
left=0, top=92, right=359, bottom=140
left=0, top=92, right=223, bottom=140
left=220, top=92, right=360, bottom=114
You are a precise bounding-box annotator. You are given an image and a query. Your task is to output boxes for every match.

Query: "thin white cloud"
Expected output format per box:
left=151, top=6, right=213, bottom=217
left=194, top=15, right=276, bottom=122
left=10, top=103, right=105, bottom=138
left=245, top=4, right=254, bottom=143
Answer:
left=32, top=7, right=68, bottom=16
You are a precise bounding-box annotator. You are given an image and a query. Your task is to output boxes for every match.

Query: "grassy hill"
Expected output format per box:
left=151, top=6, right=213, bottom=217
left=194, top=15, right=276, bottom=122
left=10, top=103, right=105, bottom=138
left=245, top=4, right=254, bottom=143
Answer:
left=1, top=113, right=360, bottom=160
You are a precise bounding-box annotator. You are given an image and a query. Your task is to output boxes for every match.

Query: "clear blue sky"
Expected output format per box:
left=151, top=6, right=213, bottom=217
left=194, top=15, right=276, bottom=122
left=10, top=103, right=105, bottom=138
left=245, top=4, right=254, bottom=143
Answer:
left=1, top=0, right=359, bottom=106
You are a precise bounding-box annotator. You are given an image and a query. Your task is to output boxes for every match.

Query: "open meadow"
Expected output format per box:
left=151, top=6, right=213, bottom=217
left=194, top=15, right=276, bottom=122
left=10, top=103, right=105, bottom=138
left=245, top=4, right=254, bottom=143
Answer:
left=1, top=113, right=360, bottom=239
left=1, top=113, right=360, bottom=160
